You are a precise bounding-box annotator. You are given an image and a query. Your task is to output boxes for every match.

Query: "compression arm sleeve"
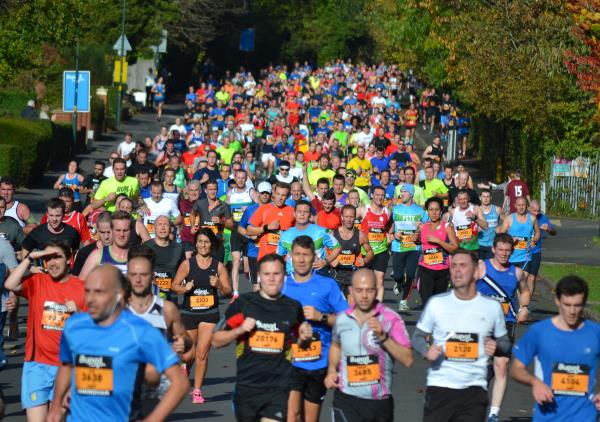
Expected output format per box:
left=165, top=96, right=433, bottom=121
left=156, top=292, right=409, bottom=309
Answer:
left=495, top=334, right=512, bottom=356
left=411, top=328, right=431, bottom=357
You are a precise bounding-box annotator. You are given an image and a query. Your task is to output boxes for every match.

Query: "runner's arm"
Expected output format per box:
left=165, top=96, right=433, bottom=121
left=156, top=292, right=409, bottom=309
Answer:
left=78, top=248, right=101, bottom=280
left=4, top=256, right=31, bottom=292
left=496, top=215, right=510, bottom=234
left=216, top=262, right=233, bottom=297
left=325, top=340, right=341, bottom=385
left=474, top=207, right=488, bottom=230
left=380, top=334, right=413, bottom=367
left=136, top=220, right=151, bottom=242
left=301, top=166, right=316, bottom=200
left=163, top=301, right=193, bottom=354
left=531, top=218, right=541, bottom=243
left=439, top=224, right=459, bottom=254
left=53, top=174, right=65, bottom=190
left=144, top=364, right=188, bottom=422
left=47, top=363, right=72, bottom=422
left=212, top=324, right=248, bottom=348
left=170, top=260, right=190, bottom=294
left=359, top=231, right=375, bottom=265
left=411, top=328, right=431, bottom=357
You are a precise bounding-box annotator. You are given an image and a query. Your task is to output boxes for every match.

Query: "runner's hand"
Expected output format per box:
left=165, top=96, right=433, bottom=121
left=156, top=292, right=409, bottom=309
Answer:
left=29, top=248, right=57, bottom=260
left=46, top=408, right=62, bottom=422
left=4, top=295, right=16, bottom=312
left=424, top=344, right=442, bottom=361
left=299, top=321, right=313, bottom=341
left=172, top=334, right=185, bottom=354
left=62, top=389, right=71, bottom=411
left=368, top=317, right=384, bottom=338
left=209, top=275, right=219, bottom=288
left=303, top=306, right=322, bottom=322
left=211, top=216, right=221, bottom=224
left=532, top=378, right=554, bottom=405
left=324, top=371, right=339, bottom=389
left=267, top=220, right=280, bottom=230
left=106, top=192, right=117, bottom=202
left=184, top=281, right=194, bottom=292
left=30, top=266, right=46, bottom=274
left=240, top=317, right=256, bottom=333
left=484, top=337, right=497, bottom=356
left=425, top=235, right=440, bottom=245
left=592, top=393, right=600, bottom=411
left=312, top=258, right=327, bottom=269
left=516, top=307, right=529, bottom=323
left=64, top=300, right=78, bottom=314
left=190, top=225, right=199, bottom=234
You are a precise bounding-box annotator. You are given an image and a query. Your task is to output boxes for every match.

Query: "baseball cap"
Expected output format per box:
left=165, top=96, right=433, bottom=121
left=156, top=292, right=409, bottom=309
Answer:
left=400, top=183, right=415, bottom=196
left=189, top=142, right=200, bottom=148
left=257, top=181, right=272, bottom=194
left=345, top=169, right=357, bottom=177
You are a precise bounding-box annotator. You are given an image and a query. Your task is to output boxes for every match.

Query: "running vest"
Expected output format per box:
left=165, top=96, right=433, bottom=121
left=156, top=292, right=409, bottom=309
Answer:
left=508, top=213, right=534, bottom=263
left=128, top=295, right=168, bottom=337
left=182, top=257, right=219, bottom=315
left=334, top=193, right=348, bottom=209
left=476, top=260, right=519, bottom=322
left=163, top=185, right=179, bottom=205
left=190, top=130, right=203, bottom=144
left=360, top=205, right=390, bottom=255
left=450, top=205, right=479, bottom=251
left=99, top=245, right=128, bottom=274
left=229, top=186, right=254, bottom=222
left=5, top=201, right=25, bottom=227
left=478, top=206, right=499, bottom=247
left=430, top=144, right=444, bottom=161
left=333, top=229, right=361, bottom=271
left=63, top=173, right=82, bottom=202
left=419, top=222, right=450, bottom=270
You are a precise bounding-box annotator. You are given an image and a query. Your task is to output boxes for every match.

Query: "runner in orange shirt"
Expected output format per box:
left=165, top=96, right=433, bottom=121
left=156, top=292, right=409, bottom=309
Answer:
left=247, top=182, right=295, bottom=260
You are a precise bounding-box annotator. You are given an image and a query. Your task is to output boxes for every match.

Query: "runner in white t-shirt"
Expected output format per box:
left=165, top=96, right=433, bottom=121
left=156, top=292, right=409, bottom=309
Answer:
left=143, top=182, right=182, bottom=239
left=412, top=249, right=511, bottom=422
left=117, top=133, right=137, bottom=166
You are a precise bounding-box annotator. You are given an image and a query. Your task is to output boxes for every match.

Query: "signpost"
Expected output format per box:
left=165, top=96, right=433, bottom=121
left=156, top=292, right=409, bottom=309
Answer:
left=62, top=70, right=90, bottom=113
left=113, top=0, right=130, bottom=129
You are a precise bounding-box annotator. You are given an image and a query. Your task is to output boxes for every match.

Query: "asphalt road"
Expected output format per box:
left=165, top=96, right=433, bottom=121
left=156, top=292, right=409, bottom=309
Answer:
left=0, top=103, right=578, bottom=421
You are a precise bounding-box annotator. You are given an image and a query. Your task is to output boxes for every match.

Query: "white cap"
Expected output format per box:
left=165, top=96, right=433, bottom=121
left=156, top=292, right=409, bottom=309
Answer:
left=257, top=181, right=272, bottom=194
left=189, top=141, right=200, bottom=148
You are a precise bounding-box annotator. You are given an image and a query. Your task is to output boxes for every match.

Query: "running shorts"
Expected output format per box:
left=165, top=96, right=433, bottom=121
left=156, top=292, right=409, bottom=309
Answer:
left=234, top=385, right=288, bottom=422
left=290, top=367, right=327, bottom=404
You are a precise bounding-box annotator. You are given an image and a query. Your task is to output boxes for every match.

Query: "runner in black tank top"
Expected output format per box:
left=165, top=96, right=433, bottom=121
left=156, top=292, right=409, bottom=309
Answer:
left=171, top=227, right=232, bottom=404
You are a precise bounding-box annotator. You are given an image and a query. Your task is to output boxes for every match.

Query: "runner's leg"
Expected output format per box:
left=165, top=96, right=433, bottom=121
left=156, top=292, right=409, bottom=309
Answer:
left=193, top=323, right=215, bottom=390
left=489, top=356, right=509, bottom=419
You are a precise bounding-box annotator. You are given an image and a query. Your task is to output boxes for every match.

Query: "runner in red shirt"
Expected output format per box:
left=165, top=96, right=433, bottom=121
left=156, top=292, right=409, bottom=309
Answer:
left=504, top=169, right=531, bottom=213
left=247, top=182, right=295, bottom=260
left=315, top=191, right=341, bottom=230
left=4, top=242, right=85, bottom=421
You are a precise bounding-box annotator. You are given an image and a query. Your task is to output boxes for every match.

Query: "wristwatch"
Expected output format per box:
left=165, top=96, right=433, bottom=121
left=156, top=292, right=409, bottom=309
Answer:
left=320, top=313, right=328, bottom=324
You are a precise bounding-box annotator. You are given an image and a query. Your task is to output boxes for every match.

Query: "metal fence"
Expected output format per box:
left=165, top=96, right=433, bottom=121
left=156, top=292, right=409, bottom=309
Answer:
left=544, top=154, right=600, bottom=218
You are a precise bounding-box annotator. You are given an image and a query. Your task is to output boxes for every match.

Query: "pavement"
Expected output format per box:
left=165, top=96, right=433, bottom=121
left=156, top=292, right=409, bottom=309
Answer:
left=0, top=103, right=582, bottom=421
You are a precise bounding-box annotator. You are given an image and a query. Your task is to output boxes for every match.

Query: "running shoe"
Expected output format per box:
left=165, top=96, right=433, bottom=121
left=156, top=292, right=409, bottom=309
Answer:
left=487, top=415, right=499, bottom=422
left=192, top=388, right=205, bottom=404
left=393, top=283, right=400, bottom=296
left=398, top=300, right=411, bottom=312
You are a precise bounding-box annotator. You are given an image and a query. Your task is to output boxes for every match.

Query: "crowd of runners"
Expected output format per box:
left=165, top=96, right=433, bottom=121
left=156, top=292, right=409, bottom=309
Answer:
left=0, top=60, right=597, bottom=422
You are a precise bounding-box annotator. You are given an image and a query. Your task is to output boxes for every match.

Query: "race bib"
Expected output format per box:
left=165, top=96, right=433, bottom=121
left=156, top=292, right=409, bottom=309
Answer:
left=190, top=294, right=215, bottom=309
left=445, top=333, right=479, bottom=362
left=232, top=208, right=244, bottom=222
left=368, top=231, right=385, bottom=243
left=400, top=233, right=416, bottom=249
left=248, top=330, right=285, bottom=353
left=267, top=232, right=280, bottom=246
left=346, top=355, right=380, bottom=386
left=146, top=222, right=155, bottom=235
left=338, top=253, right=355, bottom=266
left=75, top=354, right=113, bottom=396
left=423, top=248, right=444, bottom=265
left=551, top=363, right=589, bottom=396
left=184, top=215, right=191, bottom=227
left=455, top=225, right=473, bottom=240
left=41, top=301, right=70, bottom=331
left=202, top=224, right=219, bottom=235
left=292, top=340, right=322, bottom=362
left=154, top=276, right=172, bottom=291
left=514, top=236, right=527, bottom=250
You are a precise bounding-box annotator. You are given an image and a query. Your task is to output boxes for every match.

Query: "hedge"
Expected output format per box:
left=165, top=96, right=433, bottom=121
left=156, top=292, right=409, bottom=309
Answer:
left=0, top=117, right=73, bottom=185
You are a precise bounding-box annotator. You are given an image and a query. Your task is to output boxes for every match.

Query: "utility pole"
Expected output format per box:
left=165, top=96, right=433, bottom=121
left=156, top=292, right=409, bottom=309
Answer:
left=116, top=0, right=126, bottom=129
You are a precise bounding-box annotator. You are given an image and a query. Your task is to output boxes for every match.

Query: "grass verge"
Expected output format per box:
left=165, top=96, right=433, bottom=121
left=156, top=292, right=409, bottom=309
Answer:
left=540, top=262, right=600, bottom=315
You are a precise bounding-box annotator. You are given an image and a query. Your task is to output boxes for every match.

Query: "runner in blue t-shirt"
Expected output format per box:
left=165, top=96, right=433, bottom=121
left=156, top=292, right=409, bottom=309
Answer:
left=512, top=275, right=600, bottom=422
left=276, top=200, right=340, bottom=275
left=282, top=235, right=348, bottom=422
left=527, top=200, right=557, bottom=294
left=47, top=265, right=188, bottom=422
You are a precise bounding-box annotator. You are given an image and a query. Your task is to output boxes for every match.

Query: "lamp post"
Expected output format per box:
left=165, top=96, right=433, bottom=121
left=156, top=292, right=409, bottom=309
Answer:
left=116, top=0, right=126, bottom=129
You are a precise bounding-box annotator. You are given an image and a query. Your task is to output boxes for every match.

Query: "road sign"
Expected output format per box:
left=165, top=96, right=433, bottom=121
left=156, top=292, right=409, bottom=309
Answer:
left=113, top=34, right=132, bottom=56
left=113, top=59, right=128, bottom=83
left=240, top=28, right=255, bottom=52
left=62, top=71, right=90, bottom=113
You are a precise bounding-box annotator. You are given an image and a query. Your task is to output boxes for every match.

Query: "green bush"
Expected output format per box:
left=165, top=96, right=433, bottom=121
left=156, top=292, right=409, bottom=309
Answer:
left=0, top=90, right=35, bottom=117
left=0, top=117, right=73, bottom=185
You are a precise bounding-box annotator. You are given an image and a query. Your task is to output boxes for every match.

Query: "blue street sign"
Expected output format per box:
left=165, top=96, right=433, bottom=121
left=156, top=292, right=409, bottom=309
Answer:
left=63, top=71, right=90, bottom=112
left=240, top=28, right=255, bottom=52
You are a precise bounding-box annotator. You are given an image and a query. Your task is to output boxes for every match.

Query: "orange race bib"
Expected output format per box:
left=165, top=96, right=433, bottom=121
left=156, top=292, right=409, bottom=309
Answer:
left=455, top=225, right=473, bottom=240
left=41, top=301, right=70, bottom=331
left=368, top=231, right=385, bottom=243
left=423, top=248, right=444, bottom=265
left=267, top=232, right=281, bottom=246
left=146, top=222, right=155, bottom=235
left=445, top=333, right=479, bottom=362
left=190, top=294, right=215, bottom=309
left=154, top=275, right=172, bottom=291
left=551, top=363, right=589, bottom=396
left=514, top=236, right=527, bottom=250
left=248, top=330, right=285, bottom=353
left=184, top=215, right=191, bottom=227
left=292, top=340, right=322, bottom=362
left=202, top=224, right=219, bottom=235
left=338, top=253, right=356, bottom=266
left=346, top=355, right=380, bottom=386
left=400, top=234, right=416, bottom=249
left=75, top=354, right=113, bottom=396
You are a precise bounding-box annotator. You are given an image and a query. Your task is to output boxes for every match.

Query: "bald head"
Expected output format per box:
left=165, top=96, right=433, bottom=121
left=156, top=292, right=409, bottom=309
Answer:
left=350, top=268, right=378, bottom=311
left=85, top=265, right=126, bottom=323
left=351, top=268, right=377, bottom=288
